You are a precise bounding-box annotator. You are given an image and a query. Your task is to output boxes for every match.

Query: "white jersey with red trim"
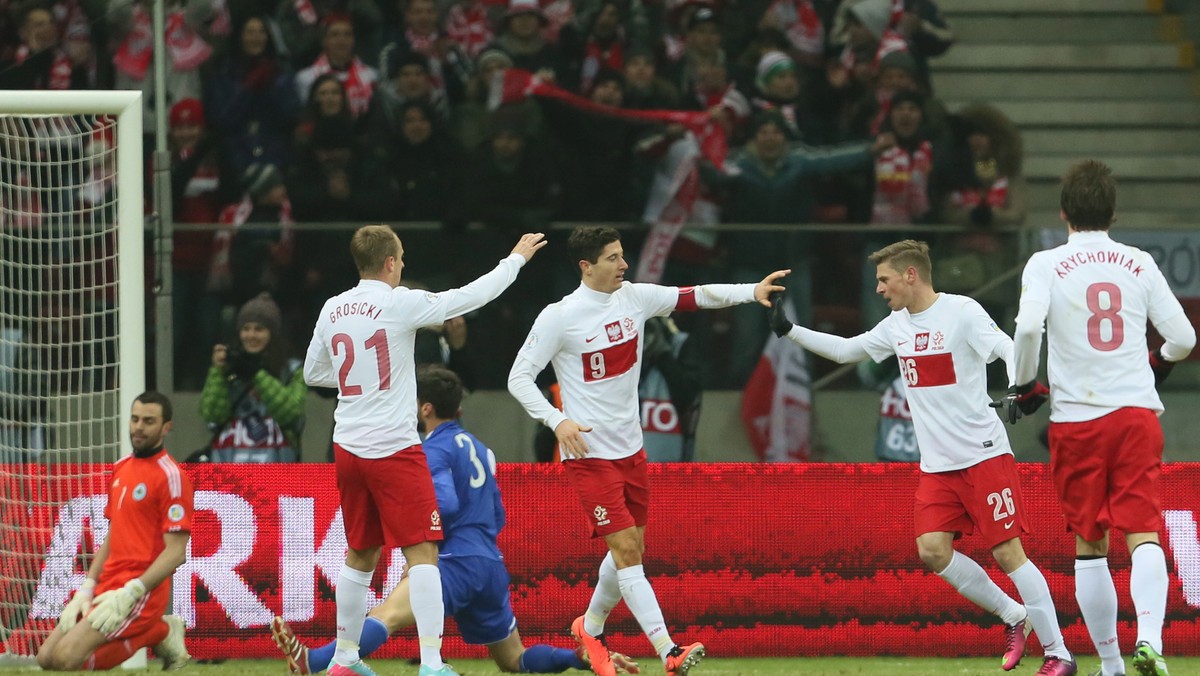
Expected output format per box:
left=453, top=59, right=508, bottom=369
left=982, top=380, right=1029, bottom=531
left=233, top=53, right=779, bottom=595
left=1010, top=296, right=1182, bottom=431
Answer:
left=1020, top=231, right=1182, bottom=421
left=859, top=293, right=1013, bottom=473
left=305, top=254, right=524, bottom=458
left=516, top=282, right=682, bottom=461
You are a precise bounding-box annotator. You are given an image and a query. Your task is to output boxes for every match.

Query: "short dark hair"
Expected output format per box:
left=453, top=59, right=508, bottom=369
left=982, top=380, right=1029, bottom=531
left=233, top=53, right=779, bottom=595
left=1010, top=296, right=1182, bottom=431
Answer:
left=1060, top=159, right=1115, bottom=231
left=868, top=239, right=932, bottom=283
left=134, top=391, right=173, bottom=422
left=416, top=365, right=464, bottom=419
left=567, top=226, right=621, bottom=271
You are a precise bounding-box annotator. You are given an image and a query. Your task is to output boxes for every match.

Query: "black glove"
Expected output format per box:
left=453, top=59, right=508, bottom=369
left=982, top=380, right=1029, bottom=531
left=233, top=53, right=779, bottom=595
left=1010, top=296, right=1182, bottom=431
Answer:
left=229, top=349, right=263, bottom=382
left=1148, top=348, right=1175, bottom=386
left=990, top=380, right=1050, bottom=424
left=969, top=203, right=994, bottom=226
left=768, top=292, right=793, bottom=338
left=989, top=388, right=1021, bottom=424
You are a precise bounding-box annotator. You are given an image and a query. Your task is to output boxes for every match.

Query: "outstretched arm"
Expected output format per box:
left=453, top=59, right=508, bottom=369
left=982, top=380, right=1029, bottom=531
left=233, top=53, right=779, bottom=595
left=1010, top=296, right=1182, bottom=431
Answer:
left=434, top=233, right=547, bottom=321
left=769, top=293, right=873, bottom=363
left=683, top=270, right=790, bottom=310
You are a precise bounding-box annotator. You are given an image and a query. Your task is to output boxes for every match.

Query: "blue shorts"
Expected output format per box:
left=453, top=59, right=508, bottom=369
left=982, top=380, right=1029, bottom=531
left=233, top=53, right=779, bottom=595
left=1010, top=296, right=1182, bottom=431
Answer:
left=440, top=555, right=517, bottom=645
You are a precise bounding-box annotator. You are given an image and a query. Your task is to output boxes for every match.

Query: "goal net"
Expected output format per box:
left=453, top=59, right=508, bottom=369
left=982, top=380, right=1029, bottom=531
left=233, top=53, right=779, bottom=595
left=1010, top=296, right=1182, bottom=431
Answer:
left=0, top=91, right=144, bottom=657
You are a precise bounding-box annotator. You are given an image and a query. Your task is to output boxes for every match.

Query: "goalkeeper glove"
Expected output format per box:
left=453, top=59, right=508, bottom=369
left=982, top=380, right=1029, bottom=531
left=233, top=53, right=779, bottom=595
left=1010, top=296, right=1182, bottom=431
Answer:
left=87, top=579, right=146, bottom=634
left=57, top=578, right=96, bottom=631
left=768, top=292, right=793, bottom=338
left=1148, top=348, right=1175, bottom=386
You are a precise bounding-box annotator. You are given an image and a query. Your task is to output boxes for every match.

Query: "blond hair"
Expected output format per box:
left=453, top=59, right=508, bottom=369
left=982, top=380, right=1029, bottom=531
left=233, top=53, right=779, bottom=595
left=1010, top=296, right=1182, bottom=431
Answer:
left=350, top=225, right=400, bottom=276
left=868, top=239, right=932, bottom=282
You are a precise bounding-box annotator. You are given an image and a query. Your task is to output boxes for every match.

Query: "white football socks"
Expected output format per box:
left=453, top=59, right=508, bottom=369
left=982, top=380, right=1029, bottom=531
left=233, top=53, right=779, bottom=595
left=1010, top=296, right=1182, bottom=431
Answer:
left=408, top=564, right=446, bottom=670
left=584, top=552, right=621, bottom=637
left=1076, top=557, right=1123, bottom=676
left=937, top=551, right=1025, bottom=625
left=333, top=564, right=373, bottom=666
left=1130, top=543, right=1168, bottom=654
left=1008, top=560, right=1070, bottom=660
left=616, top=565, right=674, bottom=660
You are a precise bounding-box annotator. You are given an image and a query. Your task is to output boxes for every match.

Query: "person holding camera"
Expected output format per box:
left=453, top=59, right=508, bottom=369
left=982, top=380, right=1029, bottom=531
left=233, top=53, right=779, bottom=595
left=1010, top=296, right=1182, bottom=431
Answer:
left=198, top=292, right=307, bottom=462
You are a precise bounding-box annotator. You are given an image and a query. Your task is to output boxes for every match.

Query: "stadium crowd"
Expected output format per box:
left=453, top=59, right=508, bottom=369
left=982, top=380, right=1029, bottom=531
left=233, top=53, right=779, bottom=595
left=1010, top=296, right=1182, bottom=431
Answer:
left=0, top=0, right=1030, bottom=391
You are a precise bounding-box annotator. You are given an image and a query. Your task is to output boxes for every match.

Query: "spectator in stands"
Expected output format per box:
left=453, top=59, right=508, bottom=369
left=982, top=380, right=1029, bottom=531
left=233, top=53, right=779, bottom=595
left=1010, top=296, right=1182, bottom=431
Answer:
left=683, top=55, right=750, bottom=142
left=370, top=100, right=463, bottom=223
left=166, top=98, right=234, bottom=390
left=662, top=6, right=723, bottom=96
left=896, top=0, right=954, bottom=94
left=622, top=45, right=681, bottom=110
left=557, top=0, right=627, bottom=95
left=110, top=0, right=216, bottom=126
left=294, top=13, right=378, bottom=118
left=639, top=316, right=702, bottom=462
left=294, top=73, right=355, bottom=151
left=828, top=0, right=908, bottom=91
left=276, top=0, right=382, bottom=68
left=872, top=89, right=931, bottom=225
left=205, top=13, right=298, bottom=175
left=379, top=0, right=470, bottom=105
left=288, top=116, right=364, bottom=222
left=366, top=49, right=447, bottom=149
left=540, top=69, right=639, bottom=221
left=451, top=48, right=543, bottom=152
left=458, top=107, right=558, bottom=232
left=0, top=3, right=86, bottom=90
left=700, top=111, right=894, bottom=380
left=490, top=0, right=560, bottom=74
left=756, top=0, right=824, bottom=68
left=200, top=292, right=306, bottom=462
left=443, top=0, right=496, bottom=60
left=749, top=50, right=824, bottom=144
left=213, top=163, right=295, bottom=310
left=937, top=103, right=1027, bottom=229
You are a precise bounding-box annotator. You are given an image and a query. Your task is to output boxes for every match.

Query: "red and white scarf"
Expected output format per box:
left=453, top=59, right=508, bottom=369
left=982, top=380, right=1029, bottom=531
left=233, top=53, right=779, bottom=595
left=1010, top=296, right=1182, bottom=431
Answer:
left=580, top=38, right=623, bottom=93
left=14, top=45, right=72, bottom=89
left=113, top=5, right=212, bottom=80
left=445, top=2, right=493, bottom=58
left=950, top=176, right=1010, bottom=210
left=872, top=140, right=932, bottom=225
left=294, top=0, right=319, bottom=25
left=209, top=196, right=294, bottom=292
left=307, top=54, right=376, bottom=117
left=839, top=28, right=909, bottom=72
left=764, top=0, right=824, bottom=57
left=54, top=0, right=90, bottom=51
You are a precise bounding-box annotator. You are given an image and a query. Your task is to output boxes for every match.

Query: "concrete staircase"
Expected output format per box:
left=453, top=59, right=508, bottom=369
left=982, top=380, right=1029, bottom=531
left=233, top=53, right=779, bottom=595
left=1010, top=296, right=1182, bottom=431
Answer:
left=932, top=0, right=1200, bottom=227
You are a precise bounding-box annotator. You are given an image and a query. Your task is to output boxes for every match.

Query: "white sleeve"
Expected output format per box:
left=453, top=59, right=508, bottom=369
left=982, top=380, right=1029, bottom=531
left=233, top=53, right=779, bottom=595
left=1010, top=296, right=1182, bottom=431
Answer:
left=303, top=323, right=337, bottom=388
left=784, top=325, right=875, bottom=364
left=1156, top=312, right=1196, bottom=362
left=963, top=299, right=1016, bottom=383
left=694, top=283, right=757, bottom=309
left=1013, top=256, right=1051, bottom=386
left=507, top=356, right=567, bottom=432
left=415, top=254, right=525, bottom=327
left=1145, top=264, right=1197, bottom=361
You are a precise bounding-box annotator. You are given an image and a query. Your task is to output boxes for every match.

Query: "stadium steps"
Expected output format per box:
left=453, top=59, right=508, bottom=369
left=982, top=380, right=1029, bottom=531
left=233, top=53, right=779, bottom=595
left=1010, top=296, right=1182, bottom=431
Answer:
left=932, top=0, right=1200, bottom=222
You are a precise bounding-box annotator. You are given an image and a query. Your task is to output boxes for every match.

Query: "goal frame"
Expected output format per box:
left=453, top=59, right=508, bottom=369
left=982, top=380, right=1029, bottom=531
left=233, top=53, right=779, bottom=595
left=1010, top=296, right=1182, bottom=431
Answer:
left=1, top=90, right=145, bottom=455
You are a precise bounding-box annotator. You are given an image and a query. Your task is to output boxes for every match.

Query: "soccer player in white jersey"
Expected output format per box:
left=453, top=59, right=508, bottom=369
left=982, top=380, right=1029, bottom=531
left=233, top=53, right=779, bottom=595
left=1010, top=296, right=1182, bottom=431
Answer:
left=770, top=240, right=1076, bottom=676
left=507, top=226, right=787, bottom=676
left=304, top=225, right=547, bottom=676
left=1011, top=161, right=1196, bottom=676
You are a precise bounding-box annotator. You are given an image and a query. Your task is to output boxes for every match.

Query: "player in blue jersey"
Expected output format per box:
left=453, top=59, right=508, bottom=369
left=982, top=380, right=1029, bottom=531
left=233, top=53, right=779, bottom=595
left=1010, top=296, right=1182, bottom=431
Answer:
left=272, top=366, right=638, bottom=675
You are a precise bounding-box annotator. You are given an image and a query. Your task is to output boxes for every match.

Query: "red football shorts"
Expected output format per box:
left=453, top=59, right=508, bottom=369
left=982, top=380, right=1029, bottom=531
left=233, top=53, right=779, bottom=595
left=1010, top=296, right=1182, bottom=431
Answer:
left=914, top=453, right=1029, bottom=548
left=1049, top=407, right=1163, bottom=543
left=563, top=450, right=650, bottom=538
left=335, top=443, right=444, bottom=550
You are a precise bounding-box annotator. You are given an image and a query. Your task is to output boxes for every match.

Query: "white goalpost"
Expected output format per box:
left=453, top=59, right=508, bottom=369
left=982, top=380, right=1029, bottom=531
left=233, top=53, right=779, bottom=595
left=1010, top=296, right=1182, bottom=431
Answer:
left=0, top=91, right=144, bottom=658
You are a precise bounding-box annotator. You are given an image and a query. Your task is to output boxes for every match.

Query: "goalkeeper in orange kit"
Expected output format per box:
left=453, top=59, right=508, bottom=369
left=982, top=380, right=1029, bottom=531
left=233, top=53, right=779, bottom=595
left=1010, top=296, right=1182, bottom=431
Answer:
left=37, top=392, right=193, bottom=671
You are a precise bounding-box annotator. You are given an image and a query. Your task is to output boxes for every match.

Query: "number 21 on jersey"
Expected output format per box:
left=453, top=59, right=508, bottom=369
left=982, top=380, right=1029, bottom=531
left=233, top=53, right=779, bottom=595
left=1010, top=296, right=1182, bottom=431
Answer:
left=332, top=329, right=392, bottom=395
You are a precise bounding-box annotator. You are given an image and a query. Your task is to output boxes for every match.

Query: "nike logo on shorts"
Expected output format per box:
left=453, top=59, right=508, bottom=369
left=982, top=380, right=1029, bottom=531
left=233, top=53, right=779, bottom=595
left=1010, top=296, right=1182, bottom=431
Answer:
left=1003, top=521, right=1015, bottom=530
